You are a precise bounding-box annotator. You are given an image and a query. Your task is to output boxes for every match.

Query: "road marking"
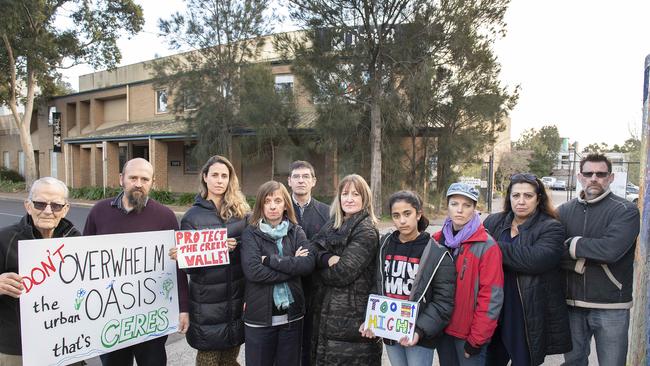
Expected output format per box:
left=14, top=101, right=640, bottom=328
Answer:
left=0, top=212, right=22, bottom=217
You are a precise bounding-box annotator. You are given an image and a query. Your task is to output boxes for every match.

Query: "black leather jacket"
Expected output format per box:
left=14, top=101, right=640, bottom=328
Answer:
left=484, top=210, right=572, bottom=366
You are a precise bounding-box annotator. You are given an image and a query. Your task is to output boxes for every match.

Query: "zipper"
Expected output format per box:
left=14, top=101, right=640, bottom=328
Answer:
left=460, top=257, right=468, bottom=280
left=516, top=276, right=534, bottom=365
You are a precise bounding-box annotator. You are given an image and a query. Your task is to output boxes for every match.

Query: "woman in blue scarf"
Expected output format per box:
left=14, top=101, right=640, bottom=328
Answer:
left=433, top=182, right=504, bottom=366
left=240, top=181, right=315, bottom=366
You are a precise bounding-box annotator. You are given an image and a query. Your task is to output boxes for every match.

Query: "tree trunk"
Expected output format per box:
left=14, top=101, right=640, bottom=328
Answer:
left=9, top=71, right=38, bottom=188
left=3, top=35, right=37, bottom=188
left=370, top=94, right=382, bottom=217
left=270, top=141, right=275, bottom=181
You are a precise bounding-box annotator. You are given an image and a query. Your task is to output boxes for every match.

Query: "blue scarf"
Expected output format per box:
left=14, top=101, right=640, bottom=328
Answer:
left=259, top=220, right=294, bottom=310
left=442, top=213, right=481, bottom=254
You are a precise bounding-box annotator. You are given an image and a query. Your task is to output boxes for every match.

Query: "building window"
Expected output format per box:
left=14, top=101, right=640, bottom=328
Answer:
left=18, top=151, right=24, bottom=176
left=156, top=89, right=168, bottom=114
left=183, top=93, right=198, bottom=111
left=50, top=150, right=58, bottom=178
left=48, top=106, right=57, bottom=126
left=184, top=144, right=199, bottom=174
left=2, top=151, right=9, bottom=169
left=274, top=74, right=294, bottom=94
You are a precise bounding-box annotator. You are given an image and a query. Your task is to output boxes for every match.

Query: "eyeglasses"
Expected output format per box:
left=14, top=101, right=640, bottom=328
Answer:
left=291, top=174, right=312, bottom=180
left=31, top=201, right=66, bottom=212
left=581, top=171, right=609, bottom=178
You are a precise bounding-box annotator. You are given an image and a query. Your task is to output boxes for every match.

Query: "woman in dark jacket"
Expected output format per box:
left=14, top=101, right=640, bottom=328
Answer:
left=310, top=174, right=382, bottom=366
left=483, top=173, right=571, bottom=366
left=240, top=181, right=315, bottom=366
left=170, top=155, right=250, bottom=365
left=361, top=190, right=456, bottom=366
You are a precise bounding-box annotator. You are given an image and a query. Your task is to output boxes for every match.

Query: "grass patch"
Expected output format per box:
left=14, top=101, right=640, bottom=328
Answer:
left=0, top=180, right=26, bottom=193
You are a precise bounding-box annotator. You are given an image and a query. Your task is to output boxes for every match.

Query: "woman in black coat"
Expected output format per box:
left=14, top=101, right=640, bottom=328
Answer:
left=240, top=181, right=315, bottom=366
left=310, top=174, right=383, bottom=366
left=483, top=173, right=571, bottom=366
left=170, top=155, right=250, bottom=365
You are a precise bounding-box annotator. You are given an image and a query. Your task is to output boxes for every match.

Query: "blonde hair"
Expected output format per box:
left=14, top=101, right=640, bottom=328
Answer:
left=249, top=181, right=297, bottom=226
left=330, top=174, right=378, bottom=229
left=199, top=155, right=250, bottom=220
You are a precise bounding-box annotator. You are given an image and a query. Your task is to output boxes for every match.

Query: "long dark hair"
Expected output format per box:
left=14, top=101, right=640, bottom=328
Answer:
left=503, top=173, right=558, bottom=219
left=388, top=190, right=430, bottom=232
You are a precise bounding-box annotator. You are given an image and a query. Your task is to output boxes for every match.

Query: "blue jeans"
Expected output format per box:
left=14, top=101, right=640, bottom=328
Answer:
left=437, top=334, right=487, bottom=366
left=385, top=343, right=434, bottom=366
left=563, top=307, right=630, bottom=366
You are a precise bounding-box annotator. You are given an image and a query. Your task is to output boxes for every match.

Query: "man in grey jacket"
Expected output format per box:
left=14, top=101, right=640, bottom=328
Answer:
left=558, top=153, right=639, bottom=366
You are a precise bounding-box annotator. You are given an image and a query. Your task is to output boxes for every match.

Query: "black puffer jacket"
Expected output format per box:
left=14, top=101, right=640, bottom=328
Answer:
left=180, top=195, right=247, bottom=351
left=0, top=215, right=80, bottom=355
left=484, top=210, right=572, bottom=366
left=240, top=221, right=315, bottom=326
left=375, top=231, right=456, bottom=348
left=310, top=211, right=382, bottom=366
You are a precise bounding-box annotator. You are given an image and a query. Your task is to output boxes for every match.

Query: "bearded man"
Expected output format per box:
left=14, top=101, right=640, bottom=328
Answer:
left=83, top=158, right=189, bottom=366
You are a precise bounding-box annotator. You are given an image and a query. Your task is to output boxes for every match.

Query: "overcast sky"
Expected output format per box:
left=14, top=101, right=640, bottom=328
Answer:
left=61, top=0, right=650, bottom=148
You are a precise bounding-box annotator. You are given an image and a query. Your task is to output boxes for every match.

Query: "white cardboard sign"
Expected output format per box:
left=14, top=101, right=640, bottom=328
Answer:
left=363, top=294, right=419, bottom=342
left=18, top=230, right=179, bottom=366
left=174, top=229, right=230, bottom=269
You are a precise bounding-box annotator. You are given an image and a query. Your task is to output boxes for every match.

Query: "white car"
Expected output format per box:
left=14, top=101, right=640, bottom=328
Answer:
left=551, top=180, right=567, bottom=190
left=541, top=177, right=556, bottom=187
left=626, top=184, right=639, bottom=204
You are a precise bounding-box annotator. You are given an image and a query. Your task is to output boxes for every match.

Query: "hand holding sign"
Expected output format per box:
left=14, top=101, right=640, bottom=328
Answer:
left=363, top=294, right=419, bottom=343
left=0, top=272, right=24, bottom=298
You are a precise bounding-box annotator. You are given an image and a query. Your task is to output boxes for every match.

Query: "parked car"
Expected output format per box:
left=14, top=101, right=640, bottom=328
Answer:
left=626, top=184, right=639, bottom=204
left=541, top=176, right=556, bottom=187
left=551, top=180, right=567, bottom=190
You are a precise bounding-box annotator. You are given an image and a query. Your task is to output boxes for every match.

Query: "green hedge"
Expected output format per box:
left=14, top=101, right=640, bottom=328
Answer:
left=0, top=168, right=24, bottom=182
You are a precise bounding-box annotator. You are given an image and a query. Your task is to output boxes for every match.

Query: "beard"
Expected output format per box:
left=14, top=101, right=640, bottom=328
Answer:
left=126, top=189, right=147, bottom=213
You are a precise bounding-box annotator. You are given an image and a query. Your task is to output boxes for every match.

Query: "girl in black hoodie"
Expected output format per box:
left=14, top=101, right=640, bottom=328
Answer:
left=361, top=191, right=456, bottom=366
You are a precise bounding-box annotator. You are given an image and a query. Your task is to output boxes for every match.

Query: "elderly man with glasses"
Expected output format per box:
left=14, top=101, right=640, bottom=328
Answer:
left=559, top=153, right=640, bottom=366
left=0, top=177, right=81, bottom=366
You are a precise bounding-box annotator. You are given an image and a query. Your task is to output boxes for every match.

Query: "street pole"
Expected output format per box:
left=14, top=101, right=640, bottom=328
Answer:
left=629, top=54, right=650, bottom=366
left=487, top=152, right=494, bottom=212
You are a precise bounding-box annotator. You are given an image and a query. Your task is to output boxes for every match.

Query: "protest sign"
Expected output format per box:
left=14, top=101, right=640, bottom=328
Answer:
left=175, top=228, right=229, bottom=269
left=19, top=230, right=179, bottom=366
left=363, top=294, right=419, bottom=342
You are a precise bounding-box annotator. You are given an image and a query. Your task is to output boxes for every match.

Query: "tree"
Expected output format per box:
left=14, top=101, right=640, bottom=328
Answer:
left=513, top=125, right=562, bottom=177
left=239, top=63, right=299, bottom=180
left=495, top=150, right=531, bottom=191
left=0, top=0, right=144, bottom=187
left=153, top=0, right=274, bottom=162
left=283, top=0, right=514, bottom=214
left=582, top=142, right=610, bottom=154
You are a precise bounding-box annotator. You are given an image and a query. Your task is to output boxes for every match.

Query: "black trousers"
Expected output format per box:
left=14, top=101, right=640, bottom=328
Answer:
left=99, top=335, right=167, bottom=366
left=245, top=319, right=303, bottom=366
left=301, top=307, right=313, bottom=366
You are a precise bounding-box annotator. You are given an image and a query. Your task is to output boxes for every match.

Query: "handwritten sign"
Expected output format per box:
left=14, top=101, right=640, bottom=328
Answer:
left=19, top=230, right=179, bottom=366
left=175, top=229, right=229, bottom=269
left=363, top=294, right=419, bottom=342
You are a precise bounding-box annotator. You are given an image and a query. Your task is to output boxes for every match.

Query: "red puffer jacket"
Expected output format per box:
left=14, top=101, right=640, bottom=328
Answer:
left=433, top=225, right=504, bottom=348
